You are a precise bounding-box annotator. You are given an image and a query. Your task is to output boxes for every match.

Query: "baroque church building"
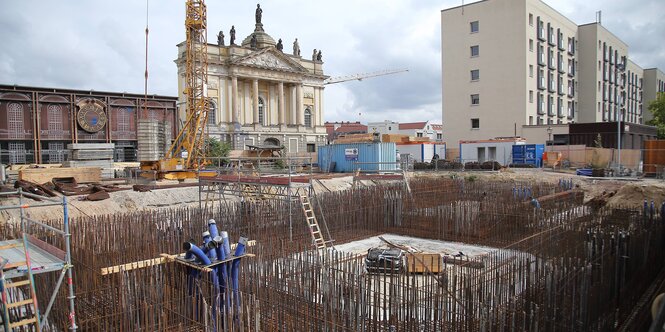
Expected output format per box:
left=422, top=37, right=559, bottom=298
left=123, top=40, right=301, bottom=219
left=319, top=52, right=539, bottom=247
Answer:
left=175, top=5, right=328, bottom=153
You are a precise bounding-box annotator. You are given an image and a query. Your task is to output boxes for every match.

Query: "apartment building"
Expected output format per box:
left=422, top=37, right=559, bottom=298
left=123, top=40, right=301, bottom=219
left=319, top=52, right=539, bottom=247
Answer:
left=643, top=68, right=665, bottom=123
left=578, top=23, right=628, bottom=123
left=441, top=0, right=578, bottom=145
left=441, top=0, right=661, bottom=145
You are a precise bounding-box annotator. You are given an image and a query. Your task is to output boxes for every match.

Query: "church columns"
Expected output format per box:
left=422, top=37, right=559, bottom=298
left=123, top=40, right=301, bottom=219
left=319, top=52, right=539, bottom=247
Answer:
left=278, top=81, right=285, bottom=126
left=296, top=84, right=303, bottom=126
left=231, top=76, right=238, bottom=124
left=252, top=79, right=259, bottom=125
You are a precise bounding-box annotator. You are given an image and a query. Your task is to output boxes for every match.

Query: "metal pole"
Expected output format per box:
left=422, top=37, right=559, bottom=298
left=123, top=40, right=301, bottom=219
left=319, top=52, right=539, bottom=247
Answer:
left=288, top=156, right=292, bottom=241
left=63, top=196, right=78, bottom=330
left=617, top=112, right=621, bottom=175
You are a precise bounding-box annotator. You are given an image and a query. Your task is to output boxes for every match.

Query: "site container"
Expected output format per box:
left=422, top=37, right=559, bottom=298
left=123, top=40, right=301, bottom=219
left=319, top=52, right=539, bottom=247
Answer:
left=396, top=142, right=446, bottom=163
left=512, top=144, right=545, bottom=167
left=318, top=143, right=397, bottom=173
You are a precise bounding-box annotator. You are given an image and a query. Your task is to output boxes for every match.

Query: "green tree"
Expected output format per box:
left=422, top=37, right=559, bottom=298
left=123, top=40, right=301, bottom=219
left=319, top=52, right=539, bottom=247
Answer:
left=205, top=137, right=231, bottom=165
left=647, top=92, right=665, bottom=138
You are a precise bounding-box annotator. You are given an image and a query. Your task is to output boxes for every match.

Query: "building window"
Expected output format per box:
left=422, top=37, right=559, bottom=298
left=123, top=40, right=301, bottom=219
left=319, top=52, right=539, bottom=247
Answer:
left=8, top=103, right=24, bottom=139
left=436, top=133, right=442, bottom=140
left=207, top=99, right=217, bottom=125
left=8, top=142, right=26, bottom=164
left=529, top=13, right=533, bottom=26
left=47, top=104, right=63, bottom=132
left=470, top=69, right=480, bottom=81
left=529, top=90, right=533, bottom=103
left=537, top=17, right=544, bottom=41
left=306, top=144, right=316, bottom=153
left=548, top=95, right=554, bottom=116
left=48, top=142, right=65, bottom=164
left=416, top=132, right=423, bottom=137
left=258, top=97, right=265, bottom=125
left=529, top=39, right=533, bottom=52
left=470, top=94, right=480, bottom=105
left=537, top=93, right=544, bottom=114
left=470, top=45, right=479, bottom=57
left=529, top=116, right=533, bottom=125
left=548, top=24, right=555, bottom=45
left=471, top=118, right=480, bottom=129
left=568, top=37, right=575, bottom=55
left=304, top=107, right=312, bottom=127
left=117, top=108, right=131, bottom=132
left=537, top=45, right=545, bottom=66
left=470, top=21, right=479, bottom=33
left=529, top=65, right=533, bottom=77
left=538, top=69, right=545, bottom=90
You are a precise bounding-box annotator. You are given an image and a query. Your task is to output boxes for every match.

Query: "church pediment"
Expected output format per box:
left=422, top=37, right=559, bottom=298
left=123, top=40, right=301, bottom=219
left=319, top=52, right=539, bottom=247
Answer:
left=232, top=48, right=307, bottom=73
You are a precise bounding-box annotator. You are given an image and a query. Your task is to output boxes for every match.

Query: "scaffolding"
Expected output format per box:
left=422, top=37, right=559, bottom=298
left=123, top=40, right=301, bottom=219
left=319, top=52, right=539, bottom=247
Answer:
left=0, top=189, right=77, bottom=330
left=199, top=156, right=333, bottom=246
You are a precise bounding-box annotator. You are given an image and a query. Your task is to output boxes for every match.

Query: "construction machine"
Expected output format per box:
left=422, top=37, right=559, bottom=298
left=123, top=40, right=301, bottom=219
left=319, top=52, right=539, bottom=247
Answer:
left=140, top=0, right=210, bottom=180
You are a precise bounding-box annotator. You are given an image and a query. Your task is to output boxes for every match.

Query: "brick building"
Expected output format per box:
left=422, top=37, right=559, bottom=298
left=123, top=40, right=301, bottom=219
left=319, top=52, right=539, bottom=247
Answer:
left=0, top=84, right=177, bottom=164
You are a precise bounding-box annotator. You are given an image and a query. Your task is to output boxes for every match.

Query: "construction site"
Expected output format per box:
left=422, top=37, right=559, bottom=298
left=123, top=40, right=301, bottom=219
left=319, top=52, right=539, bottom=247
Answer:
left=1, top=1, right=665, bottom=331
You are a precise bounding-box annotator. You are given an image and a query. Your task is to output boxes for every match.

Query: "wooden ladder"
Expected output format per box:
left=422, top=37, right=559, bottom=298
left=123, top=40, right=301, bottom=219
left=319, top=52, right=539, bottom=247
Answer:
left=300, top=195, right=327, bottom=250
left=0, top=236, right=41, bottom=331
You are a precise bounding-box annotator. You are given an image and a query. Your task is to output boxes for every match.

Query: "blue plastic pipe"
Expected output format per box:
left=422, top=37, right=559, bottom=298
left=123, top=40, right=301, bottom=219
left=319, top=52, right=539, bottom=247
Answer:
left=208, top=219, right=220, bottom=238
left=231, top=237, right=248, bottom=316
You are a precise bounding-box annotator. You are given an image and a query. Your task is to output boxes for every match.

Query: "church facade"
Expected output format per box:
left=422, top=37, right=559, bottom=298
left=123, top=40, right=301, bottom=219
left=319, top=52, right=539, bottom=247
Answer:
left=175, top=7, right=328, bottom=153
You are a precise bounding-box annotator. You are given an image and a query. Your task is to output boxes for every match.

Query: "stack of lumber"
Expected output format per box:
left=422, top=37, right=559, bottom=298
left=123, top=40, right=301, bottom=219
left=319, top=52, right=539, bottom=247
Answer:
left=19, top=167, right=102, bottom=184
left=334, top=133, right=380, bottom=144
left=63, top=143, right=115, bottom=178
left=382, top=134, right=409, bottom=143
left=382, top=134, right=431, bottom=143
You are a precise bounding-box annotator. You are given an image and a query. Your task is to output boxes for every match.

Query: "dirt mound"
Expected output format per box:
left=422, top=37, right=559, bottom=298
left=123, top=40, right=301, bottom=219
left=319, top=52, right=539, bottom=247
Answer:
left=606, top=183, right=665, bottom=207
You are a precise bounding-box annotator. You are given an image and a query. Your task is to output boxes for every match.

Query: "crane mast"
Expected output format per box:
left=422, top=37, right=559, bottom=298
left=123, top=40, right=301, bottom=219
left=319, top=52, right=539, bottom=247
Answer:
left=167, top=0, right=209, bottom=169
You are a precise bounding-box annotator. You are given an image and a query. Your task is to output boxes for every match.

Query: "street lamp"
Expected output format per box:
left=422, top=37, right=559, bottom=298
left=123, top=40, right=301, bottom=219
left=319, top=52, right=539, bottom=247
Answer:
left=546, top=126, right=552, bottom=151
left=616, top=61, right=626, bottom=175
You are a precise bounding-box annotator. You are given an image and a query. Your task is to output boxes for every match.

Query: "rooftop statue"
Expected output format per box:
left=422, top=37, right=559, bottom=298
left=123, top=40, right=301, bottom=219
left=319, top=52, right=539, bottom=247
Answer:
left=217, top=30, right=224, bottom=46
left=276, top=39, right=283, bottom=52
left=293, top=38, right=300, bottom=56
left=230, top=26, right=236, bottom=45
left=255, top=4, right=262, bottom=24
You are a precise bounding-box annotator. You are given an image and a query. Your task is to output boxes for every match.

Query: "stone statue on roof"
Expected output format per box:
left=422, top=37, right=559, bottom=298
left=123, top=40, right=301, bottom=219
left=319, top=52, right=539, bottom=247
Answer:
left=312, top=49, right=317, bottom=61
left=255, top=4, right=262, bottom=24
left=317, top=50, right=322, bottom=61
left=217, top=30, right=224, bottom=46
left=250, top=34, right=257, bottom=49
left=230, top=26, right=236, bottom=45
left=293, top=38, right=300, bottom=56
left=276, top=39, right=283, bottom=52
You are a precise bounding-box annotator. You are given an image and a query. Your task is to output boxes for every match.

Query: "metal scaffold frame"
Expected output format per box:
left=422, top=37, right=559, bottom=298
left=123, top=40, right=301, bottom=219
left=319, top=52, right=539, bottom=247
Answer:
left=0, top=189, right=77, bottom=331
left=198, top=156, right=333, bottom=245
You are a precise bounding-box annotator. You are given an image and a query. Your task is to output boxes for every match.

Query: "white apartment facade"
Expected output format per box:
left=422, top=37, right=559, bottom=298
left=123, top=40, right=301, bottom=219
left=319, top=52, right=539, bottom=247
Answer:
left=441, top=0, right=578, bottom=145
left=577, top=23, right=628, bottom=123
left=441, top=0, right=662, bottom=145
left=368, top=120, right=443, bottom=141
left=643, top=68, right=665, bottom=123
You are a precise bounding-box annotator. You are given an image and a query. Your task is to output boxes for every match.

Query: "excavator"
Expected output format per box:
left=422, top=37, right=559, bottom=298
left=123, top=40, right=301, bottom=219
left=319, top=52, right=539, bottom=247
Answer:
left=140, top=0, right=210, bottom=180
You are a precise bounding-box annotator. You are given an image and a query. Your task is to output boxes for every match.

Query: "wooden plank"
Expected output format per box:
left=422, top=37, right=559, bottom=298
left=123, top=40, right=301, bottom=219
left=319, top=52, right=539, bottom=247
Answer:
left=100, top=240, right=257, bottom=275
left=407, top=253, right=442, bottom=273
left=19, top=167, right=102, bottom=184
left=6, top=280, right=31, bottom=288
left=100, top=257, right=167, bottom=275
left=7, top=299, right=34, bottom=308
left=9, top=317, right=37, bottom=328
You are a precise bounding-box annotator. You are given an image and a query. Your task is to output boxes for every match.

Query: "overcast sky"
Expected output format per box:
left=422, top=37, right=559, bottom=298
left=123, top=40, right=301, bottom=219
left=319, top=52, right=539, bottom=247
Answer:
left=1, top=0, right=663, bottom=125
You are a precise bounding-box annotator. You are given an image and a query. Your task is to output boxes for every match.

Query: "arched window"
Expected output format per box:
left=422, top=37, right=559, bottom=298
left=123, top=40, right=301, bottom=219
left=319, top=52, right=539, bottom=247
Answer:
left=7, top=103, right=24, bottom=139
left=304, top=107, right=312, bottom=128
left=258, top=97, right=265, bottom=125
left=207, top=99, right=217, bottom=125
left=117, top=107, right=131, bottom=132
left=47, top=104, right=63, bottom=132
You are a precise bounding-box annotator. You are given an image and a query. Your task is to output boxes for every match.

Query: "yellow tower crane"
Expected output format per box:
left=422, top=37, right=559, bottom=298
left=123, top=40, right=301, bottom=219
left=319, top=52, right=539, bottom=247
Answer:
left=141, top=0, right=209, bottom=180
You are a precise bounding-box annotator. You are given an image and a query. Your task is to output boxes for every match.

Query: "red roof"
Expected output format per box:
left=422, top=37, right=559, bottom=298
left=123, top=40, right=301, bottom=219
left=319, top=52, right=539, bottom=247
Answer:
left=431, top=124, right=442, bottom=130
left=335, top=123, right=367, bottom=133
left=398, top=122, right=427, bottom=130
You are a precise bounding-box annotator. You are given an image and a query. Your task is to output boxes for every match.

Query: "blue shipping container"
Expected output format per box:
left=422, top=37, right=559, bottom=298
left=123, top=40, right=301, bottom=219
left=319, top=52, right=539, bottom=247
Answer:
left=512, top=144, right=544, bottom=167
left=318, top=143, right=397, bottom=173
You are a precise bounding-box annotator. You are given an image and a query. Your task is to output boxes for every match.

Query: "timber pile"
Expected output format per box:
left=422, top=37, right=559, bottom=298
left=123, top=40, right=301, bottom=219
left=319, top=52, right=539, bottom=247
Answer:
left=382, top=134, right=431, bottom=143
left=19, top=167, right=102, bottom=184
left=52, top=177, right=127, bottom=199
left=14, top=180, right=58, bottom=201
left=334, top=133, right=380, bottom=144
